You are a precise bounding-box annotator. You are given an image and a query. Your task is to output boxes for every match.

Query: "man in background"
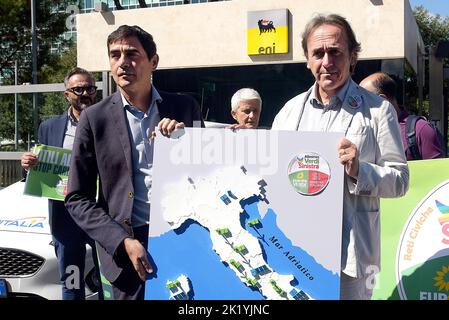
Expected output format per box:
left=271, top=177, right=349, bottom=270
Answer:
left=360, top=72, right=444, bottom=160
left=21, top=67, right=101, bottom=300
left=272, top=14, right=409, bottom=299
left=227, top=88, right=262, bottom=129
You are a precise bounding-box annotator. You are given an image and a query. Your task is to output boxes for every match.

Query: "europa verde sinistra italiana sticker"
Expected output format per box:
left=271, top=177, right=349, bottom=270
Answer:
left=396, top=179, right=449, bottom=300
left=287, top=152, right=331, bottom=196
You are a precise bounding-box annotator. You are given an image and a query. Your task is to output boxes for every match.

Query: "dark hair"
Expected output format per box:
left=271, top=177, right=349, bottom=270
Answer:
left=301, top=14, right=361, bottom=71
left=64, top=67, right=95, bottom=87
left=370, top=72, right=397, bottom=101
left=107, top=25, right=157, bottom=60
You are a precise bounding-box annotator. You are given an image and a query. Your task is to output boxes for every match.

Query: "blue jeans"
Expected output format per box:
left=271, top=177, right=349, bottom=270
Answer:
left=50, top=201, right=102, bottom=300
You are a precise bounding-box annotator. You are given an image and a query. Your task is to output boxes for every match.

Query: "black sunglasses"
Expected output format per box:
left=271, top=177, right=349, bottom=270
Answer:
left=67, top=85, right=97, bottom=96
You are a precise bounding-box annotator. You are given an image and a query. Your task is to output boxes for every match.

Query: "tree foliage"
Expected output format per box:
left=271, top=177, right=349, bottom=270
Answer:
left=0, top=0, right=74, bottom=83
left=413, top=6, right=449, bottom=51
left=41, top=43, right=78, bottom=121
left=0, top=1, right=78, bottom=148
left=411, top=6, right=449, bottom=108
left=413, top=6, right=449, bottom=148
left=0, top=44, right=78, bottom=147
left=0, top=94, right=33, bottom=147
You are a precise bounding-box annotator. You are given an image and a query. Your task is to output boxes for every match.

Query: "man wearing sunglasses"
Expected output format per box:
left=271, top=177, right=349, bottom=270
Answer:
left=20, top=67, right=101, bottom=300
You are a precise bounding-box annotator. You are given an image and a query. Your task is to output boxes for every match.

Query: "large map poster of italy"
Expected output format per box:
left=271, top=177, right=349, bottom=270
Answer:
left=145, top=128, right=344, bottom=300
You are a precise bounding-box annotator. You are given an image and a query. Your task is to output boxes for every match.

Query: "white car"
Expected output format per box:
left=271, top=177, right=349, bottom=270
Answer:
left=0, top=181, right=99, bottom=300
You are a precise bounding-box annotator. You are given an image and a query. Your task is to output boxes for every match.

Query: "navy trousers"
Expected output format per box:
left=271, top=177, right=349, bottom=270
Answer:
left=50, top=200, right=102, bottom=300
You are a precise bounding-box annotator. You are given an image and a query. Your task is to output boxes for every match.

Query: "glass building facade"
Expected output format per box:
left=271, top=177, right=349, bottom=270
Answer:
left=152, top=59, right=414, bottom=127
left=51, top=0, right=230, bottom=53
left=79, top=0, right=229, bottom=12
left=52, top=0, right=420, bottom=127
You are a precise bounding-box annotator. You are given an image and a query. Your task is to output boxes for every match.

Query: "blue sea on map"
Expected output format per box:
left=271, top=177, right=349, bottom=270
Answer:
left=145, top=197, right=339, bottom=300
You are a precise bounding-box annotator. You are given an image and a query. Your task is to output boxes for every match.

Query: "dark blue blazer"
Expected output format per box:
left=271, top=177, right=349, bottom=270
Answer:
left=38, top=114, right=68, bottom=148
left=37, top=114, right=69, bottom=233
left=65, top=90, right=204, bottom=282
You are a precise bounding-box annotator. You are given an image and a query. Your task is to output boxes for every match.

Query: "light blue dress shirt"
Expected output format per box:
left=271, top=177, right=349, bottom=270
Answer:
left=297, top=79, right=351, bottom=132
left=63, top=108, right=78, bottom=150
left=121, top=87, right=162, bottom=227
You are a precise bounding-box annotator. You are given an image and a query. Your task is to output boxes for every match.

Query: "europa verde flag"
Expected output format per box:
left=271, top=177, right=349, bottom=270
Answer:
left=24, top=144, right=71, bottom=201
left=372, top=158, right=449, bottom=300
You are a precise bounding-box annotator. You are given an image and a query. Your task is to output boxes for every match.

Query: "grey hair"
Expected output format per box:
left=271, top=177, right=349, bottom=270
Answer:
left=64, top=67, right=95, bottom=88
left=301, top=13, right=361, bottom=72
left=231, top=88, right=262, bottom=112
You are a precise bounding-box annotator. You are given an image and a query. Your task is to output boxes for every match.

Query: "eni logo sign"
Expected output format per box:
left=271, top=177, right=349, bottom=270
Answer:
left=247, top=9, right=288, bottom=55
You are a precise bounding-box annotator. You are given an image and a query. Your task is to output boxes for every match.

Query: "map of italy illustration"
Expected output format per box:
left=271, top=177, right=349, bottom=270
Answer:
left=145, top=166, right=339, bottom=300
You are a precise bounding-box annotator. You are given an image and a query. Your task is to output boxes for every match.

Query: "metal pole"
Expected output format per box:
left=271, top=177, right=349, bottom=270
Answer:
left=417, top=51, right=424, bottom=116
left=429, top=46, right=444, bottom=133
left=444, top=86, right=448, bottom=156
left=31, top=0, right=38, bottom=141
left=102, top=71, right=110, bottom=99
left=14, top=61, right=18, bottom=150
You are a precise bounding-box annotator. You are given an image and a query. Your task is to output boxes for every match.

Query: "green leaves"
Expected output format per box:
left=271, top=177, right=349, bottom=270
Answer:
left=0, top=0, right=73, bottom=82
left=0, top=1, right=77, bottom=146
left=413, top=5, right=449, bottom=51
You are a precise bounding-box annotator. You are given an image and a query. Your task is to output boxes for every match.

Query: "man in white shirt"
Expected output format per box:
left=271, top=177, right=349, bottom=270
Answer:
left=272, top=14, right=409, bottom=299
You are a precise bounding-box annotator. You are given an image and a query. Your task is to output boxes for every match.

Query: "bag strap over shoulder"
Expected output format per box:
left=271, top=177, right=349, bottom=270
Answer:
left=405, top=115, right=424, bottom=160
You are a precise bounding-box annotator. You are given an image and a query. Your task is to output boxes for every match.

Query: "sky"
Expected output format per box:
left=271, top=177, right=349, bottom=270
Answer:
left=409, top=0, right=449, bottom=17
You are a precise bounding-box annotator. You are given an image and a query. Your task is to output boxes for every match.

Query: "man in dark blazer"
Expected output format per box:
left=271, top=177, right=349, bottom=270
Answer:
left=21, top=67, right=101, bottom=300
left=65, top=25, right=204, bottom=300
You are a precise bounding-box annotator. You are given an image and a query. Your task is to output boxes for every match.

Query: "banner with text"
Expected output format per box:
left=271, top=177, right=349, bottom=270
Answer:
left=372, top=159, right=449, bottom=300
left=24, top=144, right=71, bottom=201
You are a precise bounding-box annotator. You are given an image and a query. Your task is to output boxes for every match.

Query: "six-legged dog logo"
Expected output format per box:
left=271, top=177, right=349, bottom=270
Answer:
left=258, top=19, right=276, bottom=35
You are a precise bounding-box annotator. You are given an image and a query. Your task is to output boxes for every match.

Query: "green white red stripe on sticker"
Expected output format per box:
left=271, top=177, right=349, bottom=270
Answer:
left=287, top=152, right=331, bottom=196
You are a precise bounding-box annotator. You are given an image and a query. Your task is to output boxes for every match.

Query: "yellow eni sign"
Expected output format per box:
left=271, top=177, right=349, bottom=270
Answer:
left=247, top=9, right=288, bottom=55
